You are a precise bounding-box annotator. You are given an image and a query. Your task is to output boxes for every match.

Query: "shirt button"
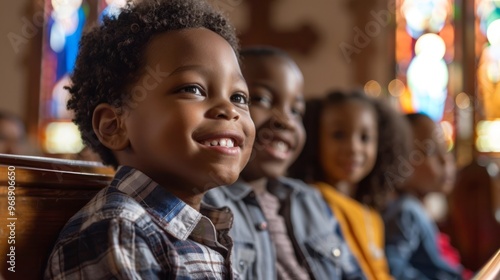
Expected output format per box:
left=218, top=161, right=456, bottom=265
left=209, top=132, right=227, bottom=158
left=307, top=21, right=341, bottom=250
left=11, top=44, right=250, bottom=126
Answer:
left=255, top=222, right=268, bottom=231
left=238, top=260, right=246, bottom=272
left=332, top=248, right=341, bottom=257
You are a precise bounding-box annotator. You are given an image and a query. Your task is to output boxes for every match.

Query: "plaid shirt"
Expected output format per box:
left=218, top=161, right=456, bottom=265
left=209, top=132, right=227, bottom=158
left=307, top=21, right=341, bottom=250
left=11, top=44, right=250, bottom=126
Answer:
left=45, top=166, right=238, bottom=280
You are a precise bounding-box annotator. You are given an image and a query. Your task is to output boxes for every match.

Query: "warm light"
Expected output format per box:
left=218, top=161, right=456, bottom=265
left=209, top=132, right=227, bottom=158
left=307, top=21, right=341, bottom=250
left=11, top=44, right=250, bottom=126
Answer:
left=483, top=45, right=500, bottom=83
left=440, top=120, right=453, bottom=137
left=487, top=19, right=500, bottom=45
left=476, top=120, right=500, bottom=152
left=455, top=92, right=471, bottom=109
left=407, top=56, right=449, bottom=93
left=396, top=0, right=454, bottom=121
left=50, top=24, right=66, bottom=52
left=477, top=0, right=494, bottom=24
left=103, top=0, right=127, bottom=19
left=105, top=0, right=127, bottom=5
left=388, top=79, right=405, bottom=97
left=423, top=193, right=448, bottom=221
left=486, top=61, right=500, bottom=83
left=440, top=120, right=454, bottom=151
left=400, top=88, right=414, bottom=113
left=52, top=0, right=83, bottom=20
left=439, top=23, right=455, bottom=61
left=407, top=55, right=448, bottom=121
left=428, top=6, right=448, bottom=32
left=50, top=0, right=83, bottom=52
left=364, top=80, right=382, bottom=97
left=44, top=122, right=85, bottom=154
left=403, top=5, right=427, bottom=38
left=415, top=33, right=446, bottom=60
left=402, top=0, right=450, bottom=38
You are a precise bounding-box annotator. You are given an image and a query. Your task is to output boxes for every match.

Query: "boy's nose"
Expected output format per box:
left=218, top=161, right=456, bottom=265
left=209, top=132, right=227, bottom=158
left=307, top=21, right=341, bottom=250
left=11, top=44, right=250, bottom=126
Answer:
left=207, top=99, right=240, bottom=121
left=270, top=109, right=295, bottom=131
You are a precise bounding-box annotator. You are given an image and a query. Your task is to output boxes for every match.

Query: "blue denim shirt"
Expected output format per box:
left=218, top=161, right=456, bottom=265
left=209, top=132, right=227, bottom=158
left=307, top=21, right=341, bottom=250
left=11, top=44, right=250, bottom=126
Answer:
left=383, top=195, right=462, bottom=280
left=204, top=177, right=365, bottom=280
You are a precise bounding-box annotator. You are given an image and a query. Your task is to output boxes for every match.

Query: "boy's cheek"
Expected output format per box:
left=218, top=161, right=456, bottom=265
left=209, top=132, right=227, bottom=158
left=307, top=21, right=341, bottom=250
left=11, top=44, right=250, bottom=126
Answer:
left=243, top=115, right=257, bottom=148
left=243, top=139, right=255, bottom=163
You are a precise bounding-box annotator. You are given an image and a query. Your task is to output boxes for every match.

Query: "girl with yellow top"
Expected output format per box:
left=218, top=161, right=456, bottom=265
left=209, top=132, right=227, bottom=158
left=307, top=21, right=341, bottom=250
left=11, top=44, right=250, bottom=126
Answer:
left=289, top=90, right=411, bottom=280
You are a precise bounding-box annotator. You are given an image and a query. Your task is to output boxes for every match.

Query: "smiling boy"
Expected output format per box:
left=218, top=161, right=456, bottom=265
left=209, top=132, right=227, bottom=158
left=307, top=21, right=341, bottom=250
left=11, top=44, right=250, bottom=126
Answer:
left=204, top=47, right=364, bottom=280
left=44, top=0, right=255, bottom=279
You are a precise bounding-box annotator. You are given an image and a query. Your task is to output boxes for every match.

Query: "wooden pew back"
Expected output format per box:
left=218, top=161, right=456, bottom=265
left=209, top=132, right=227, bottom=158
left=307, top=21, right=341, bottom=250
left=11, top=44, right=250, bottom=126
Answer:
left=0, top=154, right=113, bottom=280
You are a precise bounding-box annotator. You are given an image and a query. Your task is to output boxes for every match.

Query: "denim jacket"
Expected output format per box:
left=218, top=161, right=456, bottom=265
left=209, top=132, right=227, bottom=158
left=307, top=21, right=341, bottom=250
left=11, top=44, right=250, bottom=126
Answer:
left=204, top=177, right=365, bottom=280
left=383, top=195, right=462, bottom=280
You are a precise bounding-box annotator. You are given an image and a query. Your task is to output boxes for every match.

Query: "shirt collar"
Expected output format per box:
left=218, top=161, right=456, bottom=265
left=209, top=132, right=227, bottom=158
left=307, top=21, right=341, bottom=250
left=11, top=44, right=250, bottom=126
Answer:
left=218, top=179, right=255, bottom=200
left=112, top=166, right=202, bottom=240
left=219, top=177, right=309, bottom=201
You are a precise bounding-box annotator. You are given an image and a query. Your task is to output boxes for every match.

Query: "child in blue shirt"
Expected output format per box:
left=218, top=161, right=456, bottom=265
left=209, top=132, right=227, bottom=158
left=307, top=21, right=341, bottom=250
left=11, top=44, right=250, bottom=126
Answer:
left=44, top=0, right=255, bottom=279
left=204, top=47, right=364, bottom=280
left=383, top=113, right=462, bottom=279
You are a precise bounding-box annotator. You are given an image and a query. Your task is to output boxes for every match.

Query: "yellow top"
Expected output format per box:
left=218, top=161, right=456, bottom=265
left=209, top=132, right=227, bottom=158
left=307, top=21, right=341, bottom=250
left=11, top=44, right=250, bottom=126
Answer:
left=315, top=182, right=393, bottom=280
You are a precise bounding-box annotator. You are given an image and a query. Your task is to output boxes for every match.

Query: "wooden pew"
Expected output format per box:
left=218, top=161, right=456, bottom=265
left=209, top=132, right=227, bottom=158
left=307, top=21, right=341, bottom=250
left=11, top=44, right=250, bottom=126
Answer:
left=447, top=158, right=500, bottom=271
left=473, top=249, right=500, bottom=280
left=0, top=154, right=114, bottom=280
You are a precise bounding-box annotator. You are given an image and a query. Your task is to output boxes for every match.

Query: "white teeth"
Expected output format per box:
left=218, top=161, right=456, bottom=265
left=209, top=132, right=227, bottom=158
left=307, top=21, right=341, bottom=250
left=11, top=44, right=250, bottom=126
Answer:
left=219, top=139, right=227, bottom=147
left=272, top=141, right=288, bottom=153
left=203, top=138, right=236, bottom=147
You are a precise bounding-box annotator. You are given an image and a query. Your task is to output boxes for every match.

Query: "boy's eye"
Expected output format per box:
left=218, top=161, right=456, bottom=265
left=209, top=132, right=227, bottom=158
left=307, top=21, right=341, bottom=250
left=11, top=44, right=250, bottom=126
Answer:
left=250, top=96, right=272, bottom=108
left=177, top=85, right=204, bottom=96
left=291, top=106, right=305, bottom=117
left=230, top=93, right=249, bottom=105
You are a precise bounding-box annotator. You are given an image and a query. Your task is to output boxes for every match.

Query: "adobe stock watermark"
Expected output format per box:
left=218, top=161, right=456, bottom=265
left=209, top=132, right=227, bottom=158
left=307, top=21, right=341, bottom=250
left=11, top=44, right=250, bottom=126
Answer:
left=7, top=3, right=47, bottom=54
left=6, top=166, right=17, bottom=273
left=122, top=63, right=169, bottom=110
left=383, top=126, right=446, bottom=191
left=246, top=107, right=295, bottom=163
left=339, top=0, right=396, bottom=63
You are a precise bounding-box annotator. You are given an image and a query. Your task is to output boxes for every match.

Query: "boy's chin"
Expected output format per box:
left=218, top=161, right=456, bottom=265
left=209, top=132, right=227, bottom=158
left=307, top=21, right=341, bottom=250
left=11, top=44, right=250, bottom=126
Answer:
left=241, top=166, right=285, bottom=182
left=202, top=173, right=240, bottom=190
left=261, top=163, right=287, bottom=178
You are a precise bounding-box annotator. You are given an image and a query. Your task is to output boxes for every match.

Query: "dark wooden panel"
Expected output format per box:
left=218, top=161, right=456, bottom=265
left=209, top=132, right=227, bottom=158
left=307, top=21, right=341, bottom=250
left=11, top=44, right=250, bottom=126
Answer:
left=447, top=159, right=500, bottom=271
left=0, top=154, right=113, bottom=279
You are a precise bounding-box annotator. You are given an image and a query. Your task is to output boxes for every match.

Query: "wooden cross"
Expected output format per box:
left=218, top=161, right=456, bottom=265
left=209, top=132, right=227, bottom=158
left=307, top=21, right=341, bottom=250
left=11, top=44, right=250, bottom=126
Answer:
left=238, top=0, right=319, bottom=55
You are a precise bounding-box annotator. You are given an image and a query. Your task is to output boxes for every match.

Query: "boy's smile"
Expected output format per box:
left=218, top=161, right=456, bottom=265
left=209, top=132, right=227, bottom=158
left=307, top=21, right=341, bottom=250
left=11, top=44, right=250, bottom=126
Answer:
left=194, top=130, right=244, bottom=155
left=240, top=55, right=306, bottom=180
left=111, top=28, right=255, bottom=203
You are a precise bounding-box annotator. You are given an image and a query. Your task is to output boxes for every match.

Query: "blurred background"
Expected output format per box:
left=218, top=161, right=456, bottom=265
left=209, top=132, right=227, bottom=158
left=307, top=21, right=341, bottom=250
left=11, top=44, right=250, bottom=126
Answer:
left=0, top=0, right=499, bottom=271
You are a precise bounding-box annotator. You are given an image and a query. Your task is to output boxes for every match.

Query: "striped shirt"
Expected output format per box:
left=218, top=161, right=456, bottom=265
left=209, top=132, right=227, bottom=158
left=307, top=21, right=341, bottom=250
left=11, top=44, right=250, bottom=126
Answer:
left=45, top=166, right=238, bottom=280
left=256, top=190, right=311, bottom=280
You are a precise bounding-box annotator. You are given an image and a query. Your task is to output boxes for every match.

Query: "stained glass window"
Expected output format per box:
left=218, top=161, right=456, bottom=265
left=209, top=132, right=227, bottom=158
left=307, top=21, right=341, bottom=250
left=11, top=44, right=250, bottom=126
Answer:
left=39, top=0, right=126, bottom=154
left=475, top=0, right=500, bottom=153
left=394, top=0, right=456, bottom=150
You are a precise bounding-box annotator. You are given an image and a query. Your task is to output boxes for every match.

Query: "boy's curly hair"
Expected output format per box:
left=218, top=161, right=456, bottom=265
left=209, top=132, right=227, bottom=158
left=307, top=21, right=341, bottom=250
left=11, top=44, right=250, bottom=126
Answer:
left=67, top=0, right=238, bottom=167
left=288, top=90, right=411, bottom=210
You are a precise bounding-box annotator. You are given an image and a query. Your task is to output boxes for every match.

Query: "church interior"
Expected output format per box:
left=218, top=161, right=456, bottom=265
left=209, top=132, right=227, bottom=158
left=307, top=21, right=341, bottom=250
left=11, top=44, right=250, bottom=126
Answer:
left=0, top=0, right=500, bottom=279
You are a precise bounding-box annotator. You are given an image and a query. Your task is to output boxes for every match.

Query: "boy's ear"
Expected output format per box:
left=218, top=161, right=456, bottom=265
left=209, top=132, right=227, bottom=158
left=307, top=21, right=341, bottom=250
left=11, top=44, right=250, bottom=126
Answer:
left=92, top=104, right=129, bottom=151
